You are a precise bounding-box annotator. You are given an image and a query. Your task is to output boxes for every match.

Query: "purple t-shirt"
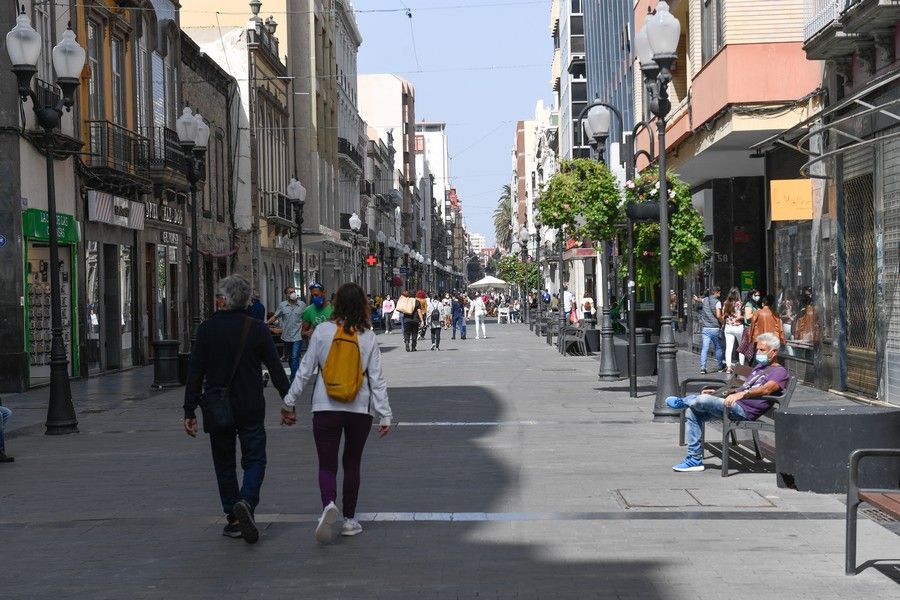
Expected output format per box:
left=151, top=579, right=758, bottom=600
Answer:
left=737, top=364, right=790, bottom=420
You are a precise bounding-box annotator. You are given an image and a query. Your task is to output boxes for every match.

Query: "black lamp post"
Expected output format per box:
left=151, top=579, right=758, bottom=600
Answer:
left=175, top=107, right=210, bottom=350
left=403, top=245, right=411, bottom=289
left=388, top=238, right=397, bottom=297
left=532, top=219, right=542, bottom=333
left=517, top=225, right=529, bottom=324
left=377, top=231, right=387, bottom=296
left=8, top=13, right=85, bottom=435
left=287, top=177, right=306, bottom=291
left=558, top=229, right=568, bottom=354
left=577, top=101, right=624, bottom=381
left=636, top=1, right=682, bottom=419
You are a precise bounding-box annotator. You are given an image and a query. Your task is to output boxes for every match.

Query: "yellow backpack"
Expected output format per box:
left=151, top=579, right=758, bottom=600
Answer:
left=321, top=326, right=364, bottom=402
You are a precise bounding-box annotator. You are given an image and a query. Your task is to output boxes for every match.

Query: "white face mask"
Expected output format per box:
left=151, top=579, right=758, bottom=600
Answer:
left=289, top=292, right=298, bottom=301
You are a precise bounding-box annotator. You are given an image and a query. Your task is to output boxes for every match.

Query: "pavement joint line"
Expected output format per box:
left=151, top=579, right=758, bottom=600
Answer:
left=0, top=510, right=849, bottom=526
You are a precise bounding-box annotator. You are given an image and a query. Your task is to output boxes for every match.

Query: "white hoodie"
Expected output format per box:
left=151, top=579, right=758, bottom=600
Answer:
left=282, top=321, right=392, bottom=425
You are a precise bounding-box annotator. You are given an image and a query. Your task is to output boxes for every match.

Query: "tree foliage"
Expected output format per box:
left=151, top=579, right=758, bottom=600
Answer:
left=497, top=255, right=540, bottom=291
left=623, top=169, right=706, bottom=288
left=493, top=184, right=513, bottom=251
left=536, top=159, right=622, bottom=244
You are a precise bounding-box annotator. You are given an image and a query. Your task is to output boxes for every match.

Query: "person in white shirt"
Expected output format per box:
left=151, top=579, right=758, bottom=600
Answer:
left=281, top=283, right=392, bottom=543
left=427, top=293, right=444, bottom=350
left=381, top=295, right=395, bottom=334
left=468, top=293, right=488, bottom=339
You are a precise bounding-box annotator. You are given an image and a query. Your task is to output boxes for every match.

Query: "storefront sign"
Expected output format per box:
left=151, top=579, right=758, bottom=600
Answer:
left=22, top=209, right=79, bottom=244
left=161, top=231, right=181, bottom=245
left=770, top=179, right=813, bottom=221
left=740, top=270, right=756, bottom=291
left=87, top=191, right=144, bottom=230
left=145, top=201, right=184, bottom=226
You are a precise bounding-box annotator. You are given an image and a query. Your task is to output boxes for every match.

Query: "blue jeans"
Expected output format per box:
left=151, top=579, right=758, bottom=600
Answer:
left=0, top=406, right=10, bottom=453
left=700, top=327, right=725, bottom=371
left=452, top=315, right=466, bottom=339
left=673, top=393, right=748, bottom=461
left=209, top=422, right=267, bottom=519
left=285, top=339, right=303, bottom=383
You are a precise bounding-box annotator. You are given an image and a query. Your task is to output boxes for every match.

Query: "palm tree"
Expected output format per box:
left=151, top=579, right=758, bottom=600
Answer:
left=493, top=184, right=513, bottom=251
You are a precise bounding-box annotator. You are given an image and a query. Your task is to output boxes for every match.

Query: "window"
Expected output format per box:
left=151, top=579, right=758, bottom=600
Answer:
left=135, top=19, right=150, bottom=131
left=570, top=0, right=582, bottom=14
left=87, top=21, right=103, bottom=121
left=33, top=3, right=52, bottom=83
left=216, top=132, right=226, bottom=222
left=151, top=51, right=166, bottom=128
left=701, top=0, right=724, bottom=64
left=111, top=38, right=126, bottom=126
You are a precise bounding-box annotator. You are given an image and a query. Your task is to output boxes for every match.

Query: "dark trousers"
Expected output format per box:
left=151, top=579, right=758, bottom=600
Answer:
left=431, top=326, right=442, bottom=348
left=312, top=411, right=373, bottom=518
left=209, top=422, right=267, bottom=520
left=403, top=319, right=420, bottom=349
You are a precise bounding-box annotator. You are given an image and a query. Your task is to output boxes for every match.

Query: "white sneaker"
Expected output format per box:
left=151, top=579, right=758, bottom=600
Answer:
left=341, top=518, right=363, bottom=537
left=315, top=501, right=340, bottom=543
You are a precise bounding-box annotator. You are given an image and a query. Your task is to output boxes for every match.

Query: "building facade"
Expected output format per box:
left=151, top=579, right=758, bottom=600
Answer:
left=551, top=0, right=590, bottom=160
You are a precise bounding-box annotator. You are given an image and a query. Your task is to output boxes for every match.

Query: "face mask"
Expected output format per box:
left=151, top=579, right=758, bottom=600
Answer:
left=752, top=295, right=760, bottom=302
left=312, top=296, right=325, bottom=308
left=755, top=353, right=769, bottom=366
left=289, top=292, right=298, bottom=301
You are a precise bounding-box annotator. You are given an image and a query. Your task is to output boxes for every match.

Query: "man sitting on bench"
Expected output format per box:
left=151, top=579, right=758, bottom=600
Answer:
left=665, top=332, right=789, bottom=472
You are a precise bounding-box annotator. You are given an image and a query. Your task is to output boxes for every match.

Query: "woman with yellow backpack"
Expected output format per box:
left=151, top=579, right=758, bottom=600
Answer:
left=280, top=283, right=392, bottom=543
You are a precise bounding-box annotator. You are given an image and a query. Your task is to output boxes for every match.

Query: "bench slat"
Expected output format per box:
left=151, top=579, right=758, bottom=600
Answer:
left=858, top=491, right=900, bottom=518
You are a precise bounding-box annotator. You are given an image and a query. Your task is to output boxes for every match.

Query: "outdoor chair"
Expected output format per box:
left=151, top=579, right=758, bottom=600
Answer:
left=561, top=322, right=588, bottom=356
left=676, top=368, right=797, bottom=476
left=497, top=307, right=511, bottom=324
left=845, top=448, right=900, bottom=575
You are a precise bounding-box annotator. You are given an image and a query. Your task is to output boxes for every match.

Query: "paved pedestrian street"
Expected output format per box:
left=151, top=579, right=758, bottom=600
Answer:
left=2, top=325, right=898, bottom=599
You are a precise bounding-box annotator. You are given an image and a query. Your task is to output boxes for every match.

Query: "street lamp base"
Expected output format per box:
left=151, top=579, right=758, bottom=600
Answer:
left=45, top=421, right=80, bottom=435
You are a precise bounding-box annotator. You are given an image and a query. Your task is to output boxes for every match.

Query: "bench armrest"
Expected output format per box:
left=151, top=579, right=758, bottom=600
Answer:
left=680, top=377, right=728, bottom=396
left=849, top=448, right=900, bottom=490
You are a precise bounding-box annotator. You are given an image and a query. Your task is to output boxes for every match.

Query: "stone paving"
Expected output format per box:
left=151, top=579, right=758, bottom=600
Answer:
left=1, top=322, right=898, bottom=599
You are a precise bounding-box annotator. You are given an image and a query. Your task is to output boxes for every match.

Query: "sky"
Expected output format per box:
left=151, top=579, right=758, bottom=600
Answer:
left=354, top=0, right=552, bottom=247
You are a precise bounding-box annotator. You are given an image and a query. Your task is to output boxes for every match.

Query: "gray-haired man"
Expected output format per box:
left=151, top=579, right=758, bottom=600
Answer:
left=184, top=275, right=290, bottom=543
left=665, top=332, right=789, bottom=472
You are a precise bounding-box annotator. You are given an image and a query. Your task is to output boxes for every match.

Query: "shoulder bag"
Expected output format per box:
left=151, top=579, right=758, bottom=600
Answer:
left=200, top=317, right=253, bottom=434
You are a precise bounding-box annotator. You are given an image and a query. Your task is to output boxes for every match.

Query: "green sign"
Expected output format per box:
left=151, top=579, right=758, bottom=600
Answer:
left=22, top=208, right=80, bottom=244
left=740, top=270, right=756, bottom=291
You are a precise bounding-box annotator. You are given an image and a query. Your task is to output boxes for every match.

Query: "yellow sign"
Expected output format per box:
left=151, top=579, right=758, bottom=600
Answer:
left=770, top=179, right=813, bottom=221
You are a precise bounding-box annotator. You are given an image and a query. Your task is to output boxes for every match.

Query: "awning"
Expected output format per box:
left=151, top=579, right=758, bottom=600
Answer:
left=754, top=69, right=900, bottom=177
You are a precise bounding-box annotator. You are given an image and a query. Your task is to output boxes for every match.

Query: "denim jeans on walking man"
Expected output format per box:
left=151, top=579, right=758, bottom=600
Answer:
left=286, top=339, right=303, bottom=383
left=209, top=422, right=267, bottom=520
left=700, top=327, right=725, bottom=372
left=452, top=315, right=466, bottom=339
left=676, top=393, right=748, bottom=461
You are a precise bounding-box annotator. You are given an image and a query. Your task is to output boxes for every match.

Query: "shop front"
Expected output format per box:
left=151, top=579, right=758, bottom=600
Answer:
left=83, top=191, right=144, bottom=375
left=144, top=192, right=187, bottom=355
left=22, top=208, right=80, bottom=387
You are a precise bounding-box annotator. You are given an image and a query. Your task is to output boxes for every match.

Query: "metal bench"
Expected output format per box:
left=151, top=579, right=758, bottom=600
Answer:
left=846, top=448, right=900, bottom=575
left=561, top=323, right=588, bottom=356
left=676, top=368, right=797, bottom=477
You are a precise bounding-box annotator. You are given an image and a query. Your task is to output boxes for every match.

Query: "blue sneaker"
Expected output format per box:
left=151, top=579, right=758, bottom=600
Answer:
left=665, top=396, right=686, bottom=410
left=672, top=458, right=705, bottom=472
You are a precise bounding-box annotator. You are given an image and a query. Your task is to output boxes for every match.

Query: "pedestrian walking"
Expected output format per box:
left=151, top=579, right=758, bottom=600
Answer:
left=722, top=287, right=745, bottom=373
left=301, top=283, right=333, bottom=340
left=183, top=275, right=291, bottom=544
left=697, top=285, right=725, bottom=374
left=451, top=294, right=466, bottom=339
left=0, top=402, right=14, bottom=463
left=281, top=283, right=392, bottom=543
left=469, top=293, right=487, bottom=339
left=381, top=295, right=395, bottom=334
left=749, top=294, right=786, bottom=348
left=442, top=293, right=452, bottom=329
left=398, top=290, right=424, bottom=351
left=427, top=293, right=443, bottom=350
left=737, top=289, right=763, bottom=363
left=416, top=290, right=429, bottom=342
left=267, top=289, right=307, bottom=382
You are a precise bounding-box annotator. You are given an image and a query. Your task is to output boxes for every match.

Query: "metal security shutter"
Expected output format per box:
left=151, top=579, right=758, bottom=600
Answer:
left=843, top=157, right=878, bottom=396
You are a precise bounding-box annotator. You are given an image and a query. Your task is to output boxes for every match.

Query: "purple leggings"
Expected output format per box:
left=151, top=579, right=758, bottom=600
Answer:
left=312, top=411, right=373, bottom=518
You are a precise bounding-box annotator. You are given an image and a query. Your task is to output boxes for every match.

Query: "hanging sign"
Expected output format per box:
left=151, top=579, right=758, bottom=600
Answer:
left=22, top=209, right=80, bottom=244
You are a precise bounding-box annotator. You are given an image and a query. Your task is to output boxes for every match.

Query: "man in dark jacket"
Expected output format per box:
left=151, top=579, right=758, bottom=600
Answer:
left=183, top=275, right=290, bottom=544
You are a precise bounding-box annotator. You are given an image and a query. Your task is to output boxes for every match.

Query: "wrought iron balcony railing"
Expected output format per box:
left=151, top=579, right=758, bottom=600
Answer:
left=86, top=120, right=150, bottom=178
left=143, top=126, right=187, bottom=173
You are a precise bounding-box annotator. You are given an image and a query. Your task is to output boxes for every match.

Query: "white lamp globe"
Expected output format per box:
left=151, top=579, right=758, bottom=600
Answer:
left=6, top=9, right=41, bottom=68
left=287, top=178, right=306, bottom=204
left=349, top=212, right=362, bottom=232
left=193, top=113, right=210, bottom=150
left=586, top=105, right=611, bottom=141
left=176, top=108, right=199, bottom=146
left=634, top=24, right=654, bottom=67
left=646, top=2, right=681, bottom=58
left=51, top=25, right=85, bottom=80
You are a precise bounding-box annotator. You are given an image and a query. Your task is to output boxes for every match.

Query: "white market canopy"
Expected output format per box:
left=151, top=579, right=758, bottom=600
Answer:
left=468, top=276, right=509, bottom=289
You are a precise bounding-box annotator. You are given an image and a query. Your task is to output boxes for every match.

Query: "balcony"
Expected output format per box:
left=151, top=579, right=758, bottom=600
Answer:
left=265, top=191, right=295, bottom=233
left=360, top=179, right=373, bottom=197
left=550, top=47, right=561, bottom=91
left=338, top=137, right=364, bottom=171
left=143, top=126, right=188, bottom=188
left=841, top=0, right=900, bottom=35
left=85, top=120, right=150, bottom=191
left=803, top=0, right=860, bottom=58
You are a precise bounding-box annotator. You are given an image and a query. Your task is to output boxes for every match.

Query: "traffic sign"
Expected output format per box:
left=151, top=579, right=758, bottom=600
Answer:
left=399, top=267, right=410, bottom=275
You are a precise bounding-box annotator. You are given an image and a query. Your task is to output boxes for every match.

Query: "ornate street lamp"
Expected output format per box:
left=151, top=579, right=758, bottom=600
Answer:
left=643, top=1, right=682, bottom=419
left=349, top=212, right=362, bottom=285
left=287, top=177, right=306, bottom=289
left=517, top=225, right=530, bottom=324
left=7, top=12, right=85, bottom=435
left=176, top=107, right=210, bottom=351
left=579, top=101, right=623, bottom=381
left=377, top=231, right=387, bottom=296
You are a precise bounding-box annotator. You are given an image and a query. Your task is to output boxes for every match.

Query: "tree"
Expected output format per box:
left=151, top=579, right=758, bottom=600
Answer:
left=536, top=159, right=622, bottom=243
left=493, top=184, right=513, bottom=251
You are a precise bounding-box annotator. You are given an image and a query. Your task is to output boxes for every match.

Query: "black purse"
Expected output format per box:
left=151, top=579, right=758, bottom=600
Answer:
left=200, top=317, right=252, bottom=434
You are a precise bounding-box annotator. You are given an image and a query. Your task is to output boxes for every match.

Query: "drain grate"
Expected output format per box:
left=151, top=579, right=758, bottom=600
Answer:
left=861, top=507, right=898, bottom=525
